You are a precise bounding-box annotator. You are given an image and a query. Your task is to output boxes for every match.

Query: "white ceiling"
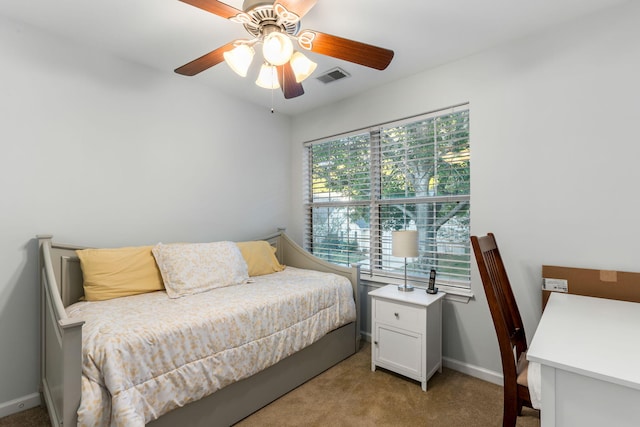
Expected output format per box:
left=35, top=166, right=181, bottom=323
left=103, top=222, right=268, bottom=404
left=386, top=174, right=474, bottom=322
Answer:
left=0, top=0, right=629, bottom=115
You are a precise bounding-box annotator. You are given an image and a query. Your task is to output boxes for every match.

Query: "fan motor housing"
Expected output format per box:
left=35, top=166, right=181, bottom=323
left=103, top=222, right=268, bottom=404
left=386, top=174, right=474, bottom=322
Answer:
left=241, top=0, right=300, bottom=37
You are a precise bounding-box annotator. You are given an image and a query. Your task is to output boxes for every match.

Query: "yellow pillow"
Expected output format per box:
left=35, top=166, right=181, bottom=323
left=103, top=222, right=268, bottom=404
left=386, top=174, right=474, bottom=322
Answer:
left=236, top=241, right=285, bottom=276
left=76, top=245, right=164, bottom=301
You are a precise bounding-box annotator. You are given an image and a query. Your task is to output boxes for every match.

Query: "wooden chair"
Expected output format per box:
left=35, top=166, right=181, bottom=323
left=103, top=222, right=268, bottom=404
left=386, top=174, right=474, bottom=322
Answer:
left=471, top=233, right=535, bottom=427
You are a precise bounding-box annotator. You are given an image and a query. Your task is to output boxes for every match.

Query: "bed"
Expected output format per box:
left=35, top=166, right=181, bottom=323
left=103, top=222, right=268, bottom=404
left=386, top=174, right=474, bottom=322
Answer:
left=38, top=230, right=360, bottom=427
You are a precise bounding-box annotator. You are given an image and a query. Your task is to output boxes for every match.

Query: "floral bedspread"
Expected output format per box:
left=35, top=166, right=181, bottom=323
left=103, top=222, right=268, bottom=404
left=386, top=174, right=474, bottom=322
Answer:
left=66, top=267, right=356, bottom=426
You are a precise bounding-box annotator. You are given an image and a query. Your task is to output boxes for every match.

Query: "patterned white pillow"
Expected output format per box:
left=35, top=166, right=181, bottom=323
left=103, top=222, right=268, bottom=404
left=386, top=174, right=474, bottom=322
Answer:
left=152, top=241, right=249, bottom=298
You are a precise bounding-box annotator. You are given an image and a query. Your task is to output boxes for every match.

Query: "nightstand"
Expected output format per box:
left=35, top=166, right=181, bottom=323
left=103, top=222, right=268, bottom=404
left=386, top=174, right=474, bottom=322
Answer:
left=369, top=284, right=445, bottom=391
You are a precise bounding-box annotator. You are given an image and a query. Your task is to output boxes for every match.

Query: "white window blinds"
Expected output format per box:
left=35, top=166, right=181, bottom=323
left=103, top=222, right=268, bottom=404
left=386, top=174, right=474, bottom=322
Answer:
left=304, top=105, right=470, bottom=289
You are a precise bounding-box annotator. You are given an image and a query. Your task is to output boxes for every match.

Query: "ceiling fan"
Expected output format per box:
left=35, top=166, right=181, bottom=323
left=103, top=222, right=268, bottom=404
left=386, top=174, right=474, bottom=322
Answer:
left=174, top=0, right=395, bottom=99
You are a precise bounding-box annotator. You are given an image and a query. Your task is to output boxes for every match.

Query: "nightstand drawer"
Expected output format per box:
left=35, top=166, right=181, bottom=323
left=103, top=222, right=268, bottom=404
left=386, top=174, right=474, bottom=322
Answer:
left=375, top=299, right=422, bottom=331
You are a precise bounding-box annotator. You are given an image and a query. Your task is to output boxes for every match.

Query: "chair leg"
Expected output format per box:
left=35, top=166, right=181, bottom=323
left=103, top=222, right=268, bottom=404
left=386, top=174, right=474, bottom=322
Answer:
left=503, top=393, right=518, bottom=427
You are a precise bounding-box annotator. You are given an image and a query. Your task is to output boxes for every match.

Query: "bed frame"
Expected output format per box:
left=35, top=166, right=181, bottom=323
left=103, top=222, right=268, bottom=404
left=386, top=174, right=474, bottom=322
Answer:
left=38, top=230, right=360, bottom=427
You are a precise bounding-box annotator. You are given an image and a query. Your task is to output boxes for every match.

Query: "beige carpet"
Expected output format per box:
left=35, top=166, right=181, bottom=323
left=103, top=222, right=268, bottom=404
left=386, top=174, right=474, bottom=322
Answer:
left=0, top=343, right=539, bottom=427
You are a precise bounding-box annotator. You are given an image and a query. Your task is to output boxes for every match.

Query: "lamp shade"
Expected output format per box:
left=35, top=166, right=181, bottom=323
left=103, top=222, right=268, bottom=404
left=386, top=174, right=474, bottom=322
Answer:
left=262, top=32, right=293, bottom=66
left=290, top=51, right=317, bottom=83
left=392, top=230, right=418, bottom=258
left=223, top=44, right=255, bottom=77
left=255, top=63, right=280, bottom=89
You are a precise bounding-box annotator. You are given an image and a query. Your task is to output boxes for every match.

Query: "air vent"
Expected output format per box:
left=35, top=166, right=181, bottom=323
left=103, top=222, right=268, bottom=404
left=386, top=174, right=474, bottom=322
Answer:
left=316, top=67, right=351, bottom=84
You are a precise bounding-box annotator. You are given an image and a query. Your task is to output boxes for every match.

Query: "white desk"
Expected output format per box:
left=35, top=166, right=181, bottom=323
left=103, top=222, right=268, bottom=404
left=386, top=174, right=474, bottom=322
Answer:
left=527, top=292, right=640, bottom=427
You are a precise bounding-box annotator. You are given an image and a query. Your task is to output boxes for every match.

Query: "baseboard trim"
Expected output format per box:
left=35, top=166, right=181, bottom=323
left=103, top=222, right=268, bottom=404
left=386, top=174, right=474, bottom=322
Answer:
left=0, top=393, right=41, bottom=418
left=443, top=356, right=503, bottom=386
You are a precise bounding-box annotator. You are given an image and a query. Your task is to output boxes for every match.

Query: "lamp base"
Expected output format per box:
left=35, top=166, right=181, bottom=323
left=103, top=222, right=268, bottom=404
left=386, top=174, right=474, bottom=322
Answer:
left=397, top=284, right=414, bottom=292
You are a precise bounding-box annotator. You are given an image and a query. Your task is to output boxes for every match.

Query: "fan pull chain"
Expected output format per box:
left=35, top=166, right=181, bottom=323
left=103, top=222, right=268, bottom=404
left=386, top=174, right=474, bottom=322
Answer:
left=270, top=66, right=277, bottom=114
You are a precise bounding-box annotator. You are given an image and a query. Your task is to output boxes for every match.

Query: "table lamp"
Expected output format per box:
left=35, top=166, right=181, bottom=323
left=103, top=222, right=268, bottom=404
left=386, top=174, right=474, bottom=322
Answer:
left=392, top=230, right=418, bottom=292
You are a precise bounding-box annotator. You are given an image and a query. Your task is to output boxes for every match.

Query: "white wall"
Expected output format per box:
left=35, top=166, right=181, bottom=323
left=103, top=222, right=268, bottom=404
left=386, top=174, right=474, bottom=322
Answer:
left=0, top=16, right=291, bottom=410
left=291, top=1, right=640, bottom=377
left=3, top=0, right=640, bottom=413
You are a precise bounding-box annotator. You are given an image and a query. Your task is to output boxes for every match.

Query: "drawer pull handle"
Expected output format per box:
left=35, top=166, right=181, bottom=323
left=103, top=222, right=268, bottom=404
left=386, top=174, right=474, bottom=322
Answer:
left=394, top=312, right=399, bottom=318
left=374, top=341, right=378, bottom=345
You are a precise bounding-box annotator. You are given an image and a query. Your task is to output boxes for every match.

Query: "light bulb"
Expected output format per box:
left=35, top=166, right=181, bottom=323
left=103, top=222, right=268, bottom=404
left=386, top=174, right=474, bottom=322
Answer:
left=290, top=51, right=317, bottom=83
left=223, top=44, right=255, bottom=77
left=262, top=32, right=293, bottom=66
left=255, top=63, right=280, bottom=89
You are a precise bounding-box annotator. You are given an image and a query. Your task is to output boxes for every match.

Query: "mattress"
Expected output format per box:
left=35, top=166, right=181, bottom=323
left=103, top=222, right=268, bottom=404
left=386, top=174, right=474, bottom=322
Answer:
left=65, top=267, right=356, bottom=427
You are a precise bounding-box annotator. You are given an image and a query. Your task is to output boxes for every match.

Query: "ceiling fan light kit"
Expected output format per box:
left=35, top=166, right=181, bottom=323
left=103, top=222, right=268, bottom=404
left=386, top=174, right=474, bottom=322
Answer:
left=175, top=0, right=394, bottom=99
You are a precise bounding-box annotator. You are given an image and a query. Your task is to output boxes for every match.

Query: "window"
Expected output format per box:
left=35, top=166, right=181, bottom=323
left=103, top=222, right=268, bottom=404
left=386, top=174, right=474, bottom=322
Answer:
left=303, top=105, right=471, bottom=291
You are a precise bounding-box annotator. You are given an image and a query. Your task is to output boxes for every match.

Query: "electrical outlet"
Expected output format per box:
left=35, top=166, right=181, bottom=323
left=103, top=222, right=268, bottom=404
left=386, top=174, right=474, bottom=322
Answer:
left=543, top=278, right=568, bottom=292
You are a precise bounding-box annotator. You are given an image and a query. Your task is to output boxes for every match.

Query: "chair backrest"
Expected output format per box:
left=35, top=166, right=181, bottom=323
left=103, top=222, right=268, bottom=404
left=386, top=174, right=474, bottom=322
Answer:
left=471, top=233, right=527, bottom=379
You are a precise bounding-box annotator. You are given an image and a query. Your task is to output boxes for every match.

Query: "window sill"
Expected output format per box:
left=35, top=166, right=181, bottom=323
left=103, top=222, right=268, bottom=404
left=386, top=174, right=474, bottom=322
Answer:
left=359, top=272, right=473, bottom=303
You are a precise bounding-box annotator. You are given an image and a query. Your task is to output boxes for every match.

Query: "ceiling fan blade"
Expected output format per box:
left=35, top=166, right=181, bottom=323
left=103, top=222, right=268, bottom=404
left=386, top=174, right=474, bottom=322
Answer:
left=277, top=62, right=305, bottom=99
left=174, top=42, right=236, bottom=76
left=299, top=30, right=394, bottom=70
left=274, top=0, right=317, bottom=20
left=178, top=0, right=244, bottom=20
